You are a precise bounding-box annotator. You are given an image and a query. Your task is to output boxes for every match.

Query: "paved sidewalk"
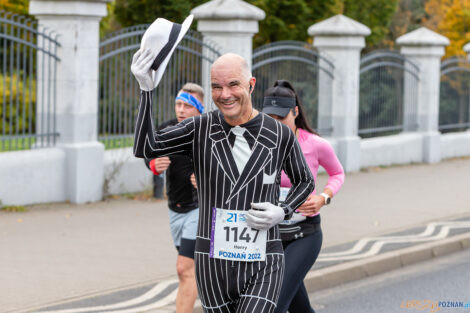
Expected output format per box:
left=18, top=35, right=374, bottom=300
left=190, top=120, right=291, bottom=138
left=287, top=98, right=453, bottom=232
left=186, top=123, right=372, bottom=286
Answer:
left=1, top=157, right=469, bottom=313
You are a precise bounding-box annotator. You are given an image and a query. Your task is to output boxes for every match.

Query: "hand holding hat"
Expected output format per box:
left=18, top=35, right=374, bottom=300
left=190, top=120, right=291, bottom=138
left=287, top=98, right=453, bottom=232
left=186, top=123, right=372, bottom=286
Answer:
left=131, top=15, right=194, bottom=91
left=131, top=49, right=157, bottom=91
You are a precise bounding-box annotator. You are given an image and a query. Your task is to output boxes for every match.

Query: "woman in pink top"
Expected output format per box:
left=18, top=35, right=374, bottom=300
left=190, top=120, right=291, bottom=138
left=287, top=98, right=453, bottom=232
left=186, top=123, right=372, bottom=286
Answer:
left=262, top=80, right=345, bottom=313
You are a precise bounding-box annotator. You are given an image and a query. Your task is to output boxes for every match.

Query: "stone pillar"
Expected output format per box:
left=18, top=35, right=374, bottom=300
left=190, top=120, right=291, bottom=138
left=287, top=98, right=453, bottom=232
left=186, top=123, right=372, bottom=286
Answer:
left=191, top=0, right=265, bottom=111
left=309, top=15, right=371, bottom=172
left=464, top=42, right=470, bottom=61
left=29, top=0, right=110, bottom=203
left=397, top=27, right=449, bottom=163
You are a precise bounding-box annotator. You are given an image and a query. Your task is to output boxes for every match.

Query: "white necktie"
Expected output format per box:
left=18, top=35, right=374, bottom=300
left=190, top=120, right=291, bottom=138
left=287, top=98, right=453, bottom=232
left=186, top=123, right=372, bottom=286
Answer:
left=230, top=126, right=252, bottom=174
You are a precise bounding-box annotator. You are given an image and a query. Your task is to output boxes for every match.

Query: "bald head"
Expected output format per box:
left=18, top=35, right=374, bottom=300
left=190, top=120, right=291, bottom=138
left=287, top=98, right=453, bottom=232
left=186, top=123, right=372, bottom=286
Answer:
left=210, top=53, right=257, bottom=125
left=211, top=53, right=252, bottom=81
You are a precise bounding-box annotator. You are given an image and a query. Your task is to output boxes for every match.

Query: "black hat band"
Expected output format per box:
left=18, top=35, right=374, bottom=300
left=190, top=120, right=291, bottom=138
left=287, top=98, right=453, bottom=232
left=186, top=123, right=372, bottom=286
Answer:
left=262, top=96, right=296, bottom=109
left=150, top=22, right=182, bottom=71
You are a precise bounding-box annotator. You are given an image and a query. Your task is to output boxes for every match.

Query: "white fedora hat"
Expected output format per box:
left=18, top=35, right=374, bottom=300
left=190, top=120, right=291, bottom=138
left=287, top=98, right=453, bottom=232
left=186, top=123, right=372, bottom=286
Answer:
left=140, top=15, right=194, bottom=88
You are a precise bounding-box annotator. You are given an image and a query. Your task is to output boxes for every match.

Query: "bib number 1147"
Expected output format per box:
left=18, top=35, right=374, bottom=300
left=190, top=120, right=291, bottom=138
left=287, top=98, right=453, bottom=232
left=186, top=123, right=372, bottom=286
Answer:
left=224, top=226, right=260, bottom=243
left=211, top=208, right=267, bottom=262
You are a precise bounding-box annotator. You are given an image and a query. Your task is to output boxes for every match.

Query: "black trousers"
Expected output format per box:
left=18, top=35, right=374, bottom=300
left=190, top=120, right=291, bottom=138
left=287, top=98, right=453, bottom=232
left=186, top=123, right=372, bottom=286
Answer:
left=195, top=252, right=285, bottom=313
left=275, top=227, right=323, bottom=313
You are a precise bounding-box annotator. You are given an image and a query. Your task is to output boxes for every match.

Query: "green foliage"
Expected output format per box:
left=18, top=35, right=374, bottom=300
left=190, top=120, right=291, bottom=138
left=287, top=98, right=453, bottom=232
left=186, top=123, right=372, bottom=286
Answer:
left=113, top=0, right=207, bottom=28
left=341, top=0, right=399, bottom=49
left=247, top=0, right=314, bottom=47
left=100, top=1, right=121, bottom=38
left=0, top=72, right=36, bottom=134
left=109, top=0, right=398, bottom=50
left=381, top=0, right=427, bottom=48
left=0, top=204, right=27, bottom=212
left=0, top=0, right=29, bottom=16
left=0, top=72, right=37, bottom=151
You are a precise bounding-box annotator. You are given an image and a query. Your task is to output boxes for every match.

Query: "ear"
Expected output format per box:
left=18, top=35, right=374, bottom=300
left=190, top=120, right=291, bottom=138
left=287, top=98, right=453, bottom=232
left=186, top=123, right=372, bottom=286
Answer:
left=248, top=77, right=256, bottom=94
left=294, top=106, right=299, bottom=117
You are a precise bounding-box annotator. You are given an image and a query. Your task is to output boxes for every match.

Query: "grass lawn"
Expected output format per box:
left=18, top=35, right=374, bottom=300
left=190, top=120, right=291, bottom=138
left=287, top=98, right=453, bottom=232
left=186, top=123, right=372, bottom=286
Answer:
left=0, top=136, right=134, bottom=152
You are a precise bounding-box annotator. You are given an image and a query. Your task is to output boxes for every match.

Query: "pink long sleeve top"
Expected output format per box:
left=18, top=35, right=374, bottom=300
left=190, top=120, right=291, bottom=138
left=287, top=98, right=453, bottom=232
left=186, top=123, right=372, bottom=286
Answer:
left=281, top=128, right=345, bottom=216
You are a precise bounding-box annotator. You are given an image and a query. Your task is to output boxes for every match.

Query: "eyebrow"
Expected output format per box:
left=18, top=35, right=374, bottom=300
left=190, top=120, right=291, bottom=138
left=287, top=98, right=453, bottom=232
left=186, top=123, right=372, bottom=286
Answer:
left=211, top=80, right=241, bottom=88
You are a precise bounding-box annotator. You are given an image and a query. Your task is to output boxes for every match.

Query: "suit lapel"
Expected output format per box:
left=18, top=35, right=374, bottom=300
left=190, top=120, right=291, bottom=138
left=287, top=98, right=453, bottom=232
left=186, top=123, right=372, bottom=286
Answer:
left=225, top=114, right=279, bottom=203
left=209, top=118, right=238, bottom=185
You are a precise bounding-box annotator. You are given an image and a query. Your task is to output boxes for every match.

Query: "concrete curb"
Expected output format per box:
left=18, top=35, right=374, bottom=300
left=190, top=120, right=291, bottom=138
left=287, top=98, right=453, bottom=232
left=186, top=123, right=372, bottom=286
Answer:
left=187, top=232, right=470, bottom=313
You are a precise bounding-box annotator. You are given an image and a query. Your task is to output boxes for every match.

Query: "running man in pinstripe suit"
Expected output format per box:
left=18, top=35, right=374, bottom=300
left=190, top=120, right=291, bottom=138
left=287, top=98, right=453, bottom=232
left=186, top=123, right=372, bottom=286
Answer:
left=132, top=51, right=314, bottom=313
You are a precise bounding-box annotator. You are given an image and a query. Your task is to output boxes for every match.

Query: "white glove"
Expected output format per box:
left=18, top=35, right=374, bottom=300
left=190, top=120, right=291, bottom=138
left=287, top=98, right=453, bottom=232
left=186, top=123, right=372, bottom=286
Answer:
left=131, top=49, right=156, bottom=91
left=245, top=202, right=285, bottom=230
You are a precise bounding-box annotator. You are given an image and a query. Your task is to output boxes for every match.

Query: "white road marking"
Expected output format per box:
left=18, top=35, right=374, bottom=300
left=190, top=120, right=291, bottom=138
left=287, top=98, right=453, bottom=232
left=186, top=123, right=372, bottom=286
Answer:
left=105, top=288, right=178, bottom=313
left=36, top=279, right=178, bottom=313
left=36, top=221, right=470, bottom=313
left=317, top=222, right=470, bottom=262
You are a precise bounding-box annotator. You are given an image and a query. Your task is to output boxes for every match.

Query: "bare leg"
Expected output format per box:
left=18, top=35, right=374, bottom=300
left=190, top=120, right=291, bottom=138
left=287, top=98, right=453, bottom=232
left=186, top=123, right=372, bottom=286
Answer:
left=176, top=254, right=198, bottom=313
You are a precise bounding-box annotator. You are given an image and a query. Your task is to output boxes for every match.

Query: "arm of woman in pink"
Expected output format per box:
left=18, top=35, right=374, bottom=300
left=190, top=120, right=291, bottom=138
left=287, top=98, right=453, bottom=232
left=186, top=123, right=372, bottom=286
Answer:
left=297, top=137, right=345, bottom=216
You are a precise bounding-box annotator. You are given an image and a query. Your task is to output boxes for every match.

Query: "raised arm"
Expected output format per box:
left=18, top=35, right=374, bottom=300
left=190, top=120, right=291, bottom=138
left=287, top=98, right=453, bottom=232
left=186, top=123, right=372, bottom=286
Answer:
left=132, top=49, right=195, bottom=159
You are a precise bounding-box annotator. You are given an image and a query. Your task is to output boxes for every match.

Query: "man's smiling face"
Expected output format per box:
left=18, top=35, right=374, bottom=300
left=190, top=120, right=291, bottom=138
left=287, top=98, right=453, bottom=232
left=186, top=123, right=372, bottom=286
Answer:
left=210, top=54, right=255, bottom=126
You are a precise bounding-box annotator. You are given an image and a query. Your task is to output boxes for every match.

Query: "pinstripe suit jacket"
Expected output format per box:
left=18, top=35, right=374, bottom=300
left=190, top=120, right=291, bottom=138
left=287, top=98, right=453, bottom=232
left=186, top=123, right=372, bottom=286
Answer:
left=134, top=91, right=314, bottom=254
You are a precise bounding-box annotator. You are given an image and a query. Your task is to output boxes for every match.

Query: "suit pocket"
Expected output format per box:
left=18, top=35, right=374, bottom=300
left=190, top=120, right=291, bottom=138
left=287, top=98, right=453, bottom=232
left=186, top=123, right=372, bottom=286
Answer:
left=263, top=172, right=276, bottom=184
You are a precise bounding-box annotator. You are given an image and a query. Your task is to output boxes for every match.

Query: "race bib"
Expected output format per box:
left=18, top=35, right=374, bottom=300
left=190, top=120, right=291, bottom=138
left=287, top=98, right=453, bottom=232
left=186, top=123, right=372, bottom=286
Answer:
left=210, top=207, right=267, bottom=262
left=279, top=187, right=306, bottom=225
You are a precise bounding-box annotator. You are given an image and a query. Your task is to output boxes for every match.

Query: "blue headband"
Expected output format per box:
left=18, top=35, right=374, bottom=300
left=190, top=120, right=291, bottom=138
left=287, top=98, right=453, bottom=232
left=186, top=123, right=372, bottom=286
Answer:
left=175, top=92, right=204, bottom=113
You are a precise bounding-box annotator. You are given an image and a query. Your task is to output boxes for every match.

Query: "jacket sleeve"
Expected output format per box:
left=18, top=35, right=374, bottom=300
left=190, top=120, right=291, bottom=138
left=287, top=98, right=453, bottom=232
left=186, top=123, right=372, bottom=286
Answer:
left=281, top=130, right=315, bottom=216
left=134, top=90, right=195, bottom=159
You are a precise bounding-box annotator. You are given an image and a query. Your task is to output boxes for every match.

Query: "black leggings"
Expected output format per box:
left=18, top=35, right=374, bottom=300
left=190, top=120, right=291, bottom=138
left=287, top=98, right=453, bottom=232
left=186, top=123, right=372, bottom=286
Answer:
left=275, top=228, right=323, bottom=313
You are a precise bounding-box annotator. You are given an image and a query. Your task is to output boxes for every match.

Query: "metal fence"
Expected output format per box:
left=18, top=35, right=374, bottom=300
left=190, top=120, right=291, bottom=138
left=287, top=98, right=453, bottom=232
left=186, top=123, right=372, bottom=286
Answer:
left=439, top=57, right=470, bottom=133
left=0, top=11, right=60, bottom=151
left=359, top=50, right=419, bottom=137
left=98, top=26, right=221, bottom=149
left=252, top=41, right=334, bottom=134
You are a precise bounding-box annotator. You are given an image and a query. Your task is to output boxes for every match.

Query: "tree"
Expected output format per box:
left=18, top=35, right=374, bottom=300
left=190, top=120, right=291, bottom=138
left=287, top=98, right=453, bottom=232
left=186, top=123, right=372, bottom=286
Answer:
left=381, top=0, right=427, bottom=49
left=114, top=0, right=207, bottom=28
left=246, top=0, right=314, bottom=47
left=111, top=0, right=398, bottom=50
left=423, top=0, right=470, bottom=57
left=100, top=1, right=121, bottom=38
left=243, top=0, right=399, bottom=49
left=0, top=0, right=29, bottom=15
left=340, top=0, right=399, bottom=49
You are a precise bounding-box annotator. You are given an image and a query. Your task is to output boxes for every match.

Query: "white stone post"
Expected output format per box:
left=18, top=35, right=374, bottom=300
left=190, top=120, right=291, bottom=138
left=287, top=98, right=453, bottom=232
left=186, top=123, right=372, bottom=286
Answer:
left=464, top=42, right=470, bottom=61
left=191, top=0, right=265, bottom=111
left=397, top=28, right=449, bottom=163
left=29, top=0, right=110, bottom=203
left=309, top=15, right=371, bottom=172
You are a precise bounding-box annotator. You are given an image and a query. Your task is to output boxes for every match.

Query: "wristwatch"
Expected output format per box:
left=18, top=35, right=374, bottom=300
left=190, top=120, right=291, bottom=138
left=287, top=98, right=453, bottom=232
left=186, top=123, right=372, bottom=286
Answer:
left=320, top=193, right=331, bottom=205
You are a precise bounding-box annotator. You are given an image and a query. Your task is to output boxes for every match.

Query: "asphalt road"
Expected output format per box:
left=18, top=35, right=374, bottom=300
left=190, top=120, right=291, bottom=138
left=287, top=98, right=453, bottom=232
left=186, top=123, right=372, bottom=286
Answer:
left=309, top=249, right=470, bottom=313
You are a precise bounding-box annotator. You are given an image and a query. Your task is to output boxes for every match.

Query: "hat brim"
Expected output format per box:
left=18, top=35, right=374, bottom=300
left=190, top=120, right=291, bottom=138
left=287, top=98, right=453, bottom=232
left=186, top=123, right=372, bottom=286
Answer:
left=144, top=15, right=194, bottom=89
left=262, top=106, right=291, bottom=118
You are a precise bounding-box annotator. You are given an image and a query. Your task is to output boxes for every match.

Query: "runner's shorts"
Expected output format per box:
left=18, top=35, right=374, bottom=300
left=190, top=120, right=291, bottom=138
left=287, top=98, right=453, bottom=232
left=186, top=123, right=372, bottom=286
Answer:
left=169, top=208, right=199, bottom=258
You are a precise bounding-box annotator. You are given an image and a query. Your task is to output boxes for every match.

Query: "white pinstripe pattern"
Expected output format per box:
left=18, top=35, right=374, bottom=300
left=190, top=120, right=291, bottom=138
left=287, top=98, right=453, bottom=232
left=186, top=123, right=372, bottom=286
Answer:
left=134, top=91, right=314, bottom=312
